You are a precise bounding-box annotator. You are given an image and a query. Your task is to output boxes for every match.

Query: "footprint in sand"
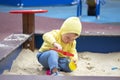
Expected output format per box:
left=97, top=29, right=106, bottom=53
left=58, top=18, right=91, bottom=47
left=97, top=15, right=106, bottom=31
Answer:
left=118, top=58, right=120, bottom=62
left=86, top=63, right=94, bottom=70
left=79, top=54, right=91, bottom=61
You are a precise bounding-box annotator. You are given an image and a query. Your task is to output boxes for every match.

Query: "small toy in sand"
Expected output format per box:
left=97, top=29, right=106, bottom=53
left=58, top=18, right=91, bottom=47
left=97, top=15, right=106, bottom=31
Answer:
left=111, top=67, right=118, bottom=70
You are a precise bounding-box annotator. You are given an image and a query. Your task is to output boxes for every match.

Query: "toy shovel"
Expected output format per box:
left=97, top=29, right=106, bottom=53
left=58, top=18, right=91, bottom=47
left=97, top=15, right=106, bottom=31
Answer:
left=50, top=48, right=74, bottom=57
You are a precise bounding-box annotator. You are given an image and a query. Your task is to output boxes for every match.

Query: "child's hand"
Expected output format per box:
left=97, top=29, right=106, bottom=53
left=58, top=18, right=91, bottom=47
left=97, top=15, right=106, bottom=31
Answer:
left=70, top=57, right=78, bottom=64
left=73, top=59, right=77, bottom=64
left=53, top=42, right=62, bottom=50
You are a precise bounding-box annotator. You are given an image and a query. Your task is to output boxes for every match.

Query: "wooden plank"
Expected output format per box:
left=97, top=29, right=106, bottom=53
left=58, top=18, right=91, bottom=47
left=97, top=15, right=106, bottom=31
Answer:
left=0, top=75, right=120, bottom=80
left=0, top=34, right=30, bottom=61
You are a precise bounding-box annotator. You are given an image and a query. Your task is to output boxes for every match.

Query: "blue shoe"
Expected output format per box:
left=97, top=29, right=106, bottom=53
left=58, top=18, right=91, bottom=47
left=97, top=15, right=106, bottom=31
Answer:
left=51, top=72, right=64, bottom=76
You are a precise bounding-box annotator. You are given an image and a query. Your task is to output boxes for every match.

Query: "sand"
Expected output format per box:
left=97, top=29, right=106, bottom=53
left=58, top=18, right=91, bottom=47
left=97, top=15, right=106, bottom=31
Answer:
left=3, top=49, right=120, bottom=76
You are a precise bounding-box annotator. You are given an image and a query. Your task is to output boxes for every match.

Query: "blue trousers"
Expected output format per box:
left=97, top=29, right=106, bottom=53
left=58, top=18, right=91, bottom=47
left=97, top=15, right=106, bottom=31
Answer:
left=37, top=50, right=71, bottom=72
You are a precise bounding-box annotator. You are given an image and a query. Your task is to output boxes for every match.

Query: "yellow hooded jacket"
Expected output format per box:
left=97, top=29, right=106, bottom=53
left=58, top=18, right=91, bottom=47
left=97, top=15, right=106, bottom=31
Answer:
left=39, top=17, right=82, bottom=61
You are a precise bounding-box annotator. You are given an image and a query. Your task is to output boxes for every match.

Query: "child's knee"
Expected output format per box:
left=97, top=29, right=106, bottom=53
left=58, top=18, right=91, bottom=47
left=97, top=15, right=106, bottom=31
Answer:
left=49, top=50, right=58, bottom=57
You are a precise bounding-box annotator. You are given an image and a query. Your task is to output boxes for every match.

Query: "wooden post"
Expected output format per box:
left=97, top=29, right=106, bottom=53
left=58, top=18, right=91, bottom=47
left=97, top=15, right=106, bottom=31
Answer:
left=22, top=14, right=35, bottom=51
left=9, top=9, right=48, bottom=51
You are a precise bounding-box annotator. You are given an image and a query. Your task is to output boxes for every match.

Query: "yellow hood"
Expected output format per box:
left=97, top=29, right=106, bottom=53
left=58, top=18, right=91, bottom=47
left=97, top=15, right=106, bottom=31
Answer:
left=60, top=17, right=82, bottom=36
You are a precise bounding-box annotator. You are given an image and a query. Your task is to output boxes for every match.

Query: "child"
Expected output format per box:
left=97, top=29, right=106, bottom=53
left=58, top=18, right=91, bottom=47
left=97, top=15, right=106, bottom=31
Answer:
left=37, top=17, right=82, bottom=76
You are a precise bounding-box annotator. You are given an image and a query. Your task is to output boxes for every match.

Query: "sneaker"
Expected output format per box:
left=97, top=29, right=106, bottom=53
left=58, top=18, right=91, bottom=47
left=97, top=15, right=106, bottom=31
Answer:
left=51, top=71, right=64, bottom=76
left=46, top=70, right=51, bottom=75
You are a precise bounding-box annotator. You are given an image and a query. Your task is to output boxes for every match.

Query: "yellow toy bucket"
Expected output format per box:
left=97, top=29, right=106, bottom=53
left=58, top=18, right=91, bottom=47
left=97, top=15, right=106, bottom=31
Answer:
left=69, top=61, right=77, bottom=71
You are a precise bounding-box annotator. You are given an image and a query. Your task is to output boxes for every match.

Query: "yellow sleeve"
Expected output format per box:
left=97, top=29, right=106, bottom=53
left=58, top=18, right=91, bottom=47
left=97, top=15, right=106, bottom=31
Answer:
left=42, top=30, right=58, bottom=45
left=69, top=41, right=78, bottom=61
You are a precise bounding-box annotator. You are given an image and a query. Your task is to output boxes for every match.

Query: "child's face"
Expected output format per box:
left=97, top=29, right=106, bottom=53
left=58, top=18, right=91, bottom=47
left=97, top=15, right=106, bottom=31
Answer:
left=62, top=33, right=79, bottom=43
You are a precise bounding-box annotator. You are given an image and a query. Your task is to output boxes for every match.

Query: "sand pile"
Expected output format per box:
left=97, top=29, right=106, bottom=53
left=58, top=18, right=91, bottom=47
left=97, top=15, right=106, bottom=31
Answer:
left=3, top=49, right=120, bottom=76
left=3, top=49, right=44, bottom=75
